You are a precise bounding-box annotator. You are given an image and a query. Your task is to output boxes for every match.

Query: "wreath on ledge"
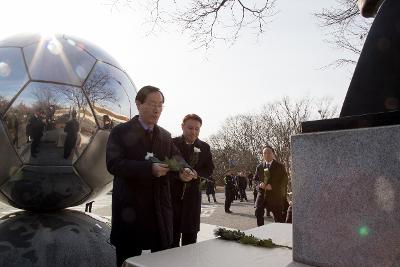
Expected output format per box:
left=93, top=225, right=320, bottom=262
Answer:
left=214, top=228, right=292, bottom=249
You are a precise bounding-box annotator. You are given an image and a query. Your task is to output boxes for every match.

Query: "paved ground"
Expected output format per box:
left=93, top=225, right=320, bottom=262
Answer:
left=199, top=191, right=275, bottom=230
left=0, top=189, right=275, bottom=232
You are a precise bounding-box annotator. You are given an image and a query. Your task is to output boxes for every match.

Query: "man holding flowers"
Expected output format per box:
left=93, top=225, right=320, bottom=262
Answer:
left=170, top=114, right=215, bottom=247
left=254, top=145, right=288, bottom=225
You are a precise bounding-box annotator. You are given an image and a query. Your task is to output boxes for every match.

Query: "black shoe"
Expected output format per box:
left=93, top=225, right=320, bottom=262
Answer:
left=225, top=210, right=233, bottom=214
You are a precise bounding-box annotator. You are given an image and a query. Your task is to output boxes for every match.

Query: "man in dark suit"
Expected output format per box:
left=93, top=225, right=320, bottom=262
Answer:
left=171, top=114, right=214, bottom=247
left=224, top=170, right=236, bottom=213
left=254, top=145, right=288, bottom=225
left=106, top=86, right=196, bottom=267
left=63, top=110, right=79, bottom=159
left=236, top=171, right=248, bottom=202
left=28, top=110, right=44, bottom=158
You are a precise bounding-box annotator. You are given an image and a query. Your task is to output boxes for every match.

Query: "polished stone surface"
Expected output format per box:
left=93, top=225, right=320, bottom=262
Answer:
left=292, top=124, right=400, bottom=266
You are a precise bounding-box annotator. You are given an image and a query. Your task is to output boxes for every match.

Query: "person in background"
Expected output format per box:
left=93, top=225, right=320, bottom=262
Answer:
left=103, top=114, right=114, bottom=130
left=171, top=114, right=214, bottom=247
left=247, top=171, right=253, bottom=190
left=205, top=177, right=217, bottom=203
left=237, top=171, right=248, bottom=202
left=28, top=109, right=45, bottom=158
left=64, top=110, right=80, bottom=159
left=224, top=170, right=236, bottom=213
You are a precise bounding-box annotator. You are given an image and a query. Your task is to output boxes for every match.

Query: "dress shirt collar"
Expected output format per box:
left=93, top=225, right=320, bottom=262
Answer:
left=264, top=160, right=274, bottom=168
left=138, top=116, right=154, bottom=132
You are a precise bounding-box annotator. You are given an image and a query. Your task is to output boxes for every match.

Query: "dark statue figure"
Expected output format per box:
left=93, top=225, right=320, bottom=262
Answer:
left=303, top=0, right=400, bottom=132
left=341, top=0, right=400, bottom=116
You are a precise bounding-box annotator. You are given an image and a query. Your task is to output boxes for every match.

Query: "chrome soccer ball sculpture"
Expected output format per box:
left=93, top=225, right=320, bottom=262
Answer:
left=0, top=33, right=137, bottom=211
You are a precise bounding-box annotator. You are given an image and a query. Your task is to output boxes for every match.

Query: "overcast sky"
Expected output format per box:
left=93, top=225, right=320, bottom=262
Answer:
left=1, top=0, right=366, bottom=138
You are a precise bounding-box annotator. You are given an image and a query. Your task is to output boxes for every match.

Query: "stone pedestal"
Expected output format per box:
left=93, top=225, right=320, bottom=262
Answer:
left=292, top=124, right=400, bottom=267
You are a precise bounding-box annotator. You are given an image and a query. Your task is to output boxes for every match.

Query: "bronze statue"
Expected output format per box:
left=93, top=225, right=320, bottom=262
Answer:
left=340, top=0, right=400, bottom=117
left=358, top=0, right=384, bottom=18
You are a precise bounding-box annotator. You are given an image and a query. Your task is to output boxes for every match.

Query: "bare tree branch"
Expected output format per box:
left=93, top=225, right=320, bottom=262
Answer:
left=109, top=0, right=276, bottom=48
left=314, top=0, right=373, bottom=68
left=176, top=0, right=276, bottom=48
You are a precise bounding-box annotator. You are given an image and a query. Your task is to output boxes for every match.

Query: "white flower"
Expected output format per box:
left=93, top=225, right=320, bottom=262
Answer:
left=145, top=152, right=154, bottom=160
left=193, top=147, right=201, bottom=153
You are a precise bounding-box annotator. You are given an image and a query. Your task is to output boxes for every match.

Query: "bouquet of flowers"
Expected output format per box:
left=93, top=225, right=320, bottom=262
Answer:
left=145, top=151, right=212, bottom=200
left=145, top=152, right=185, bottom=172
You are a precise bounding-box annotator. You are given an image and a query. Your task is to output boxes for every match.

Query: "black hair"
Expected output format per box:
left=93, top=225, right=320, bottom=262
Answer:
left=135, top=85, right=164, bottom=104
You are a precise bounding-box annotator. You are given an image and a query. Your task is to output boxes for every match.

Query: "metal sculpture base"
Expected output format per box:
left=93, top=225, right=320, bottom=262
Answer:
left=0, top=210, right=115, bottom=267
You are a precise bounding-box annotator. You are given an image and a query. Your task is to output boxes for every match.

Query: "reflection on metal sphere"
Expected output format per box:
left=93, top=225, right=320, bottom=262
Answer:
left=0, top=33, right=138, bottom=211
left=0, top=210, right=115, bottom=266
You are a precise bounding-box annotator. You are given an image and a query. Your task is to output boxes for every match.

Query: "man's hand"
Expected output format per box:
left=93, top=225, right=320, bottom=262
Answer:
left=152, top=163, right=169, bottom=177
left=259, top=182, right=272, bottom=190
left=179, top=168, right=197, bottom=182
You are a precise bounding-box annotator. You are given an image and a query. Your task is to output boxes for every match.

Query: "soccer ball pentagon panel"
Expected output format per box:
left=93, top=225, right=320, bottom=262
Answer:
left=0, top=33, right=137, bottom=211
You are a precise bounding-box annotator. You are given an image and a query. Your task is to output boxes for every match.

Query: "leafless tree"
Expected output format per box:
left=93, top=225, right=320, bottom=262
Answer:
left=208, top=96, right=338, bottom=189
left=314, top=0, right=373, bottom=68
left=315, top=96, right=339, bottom=119
left=30, top=86, right=61, bottom=112
left=0, top=96, right=9, bottom=115
left=108, top=0, right=277, bottom=48
left=82, top=71, right=119, bottom=108
left=59, top=71, right=119, bottom=121
left=175, top=0, right=277, bottom=48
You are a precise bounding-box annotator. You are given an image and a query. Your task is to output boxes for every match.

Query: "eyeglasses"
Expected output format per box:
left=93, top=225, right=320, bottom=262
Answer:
left=144, top=102, right=164, bottom=109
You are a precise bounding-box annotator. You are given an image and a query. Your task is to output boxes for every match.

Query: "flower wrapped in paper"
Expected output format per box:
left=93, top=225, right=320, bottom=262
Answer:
left=263, top=167, right=270, bottom=185
left=145, top=152, right=187, bottom=172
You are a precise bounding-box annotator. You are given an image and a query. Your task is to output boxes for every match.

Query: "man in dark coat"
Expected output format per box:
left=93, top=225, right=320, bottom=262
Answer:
left=224, top=170, right=236, bottom=213
left=236, top=171, right=248, bottom=202
left=106, top=86, right=196, bottom=267
left=254, top=145, right=288, bottom=225
left=28, top=110, right=44, bottom=158
left=247, top=171, right=253, bottom=190
left=171, top=114, right=214, bottom=247
left=63, top=110, right=79, bottom=159
left=205, top=178, right=217, bottom=203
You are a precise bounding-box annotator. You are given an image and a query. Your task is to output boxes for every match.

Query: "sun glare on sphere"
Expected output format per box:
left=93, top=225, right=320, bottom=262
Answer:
left=0, top=62, right=11, bottom=77
left=46, top=37, right=63, bottom=55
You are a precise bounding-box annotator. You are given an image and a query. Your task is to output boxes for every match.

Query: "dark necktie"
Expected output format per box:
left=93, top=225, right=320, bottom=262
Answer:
left=146, top=129, right=153, bottom=140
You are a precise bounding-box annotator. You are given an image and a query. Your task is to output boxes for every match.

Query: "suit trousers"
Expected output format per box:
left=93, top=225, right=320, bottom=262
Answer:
left=255, top=191, right=286, bottom=225
left=172, top=232, right=198, bottom=247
